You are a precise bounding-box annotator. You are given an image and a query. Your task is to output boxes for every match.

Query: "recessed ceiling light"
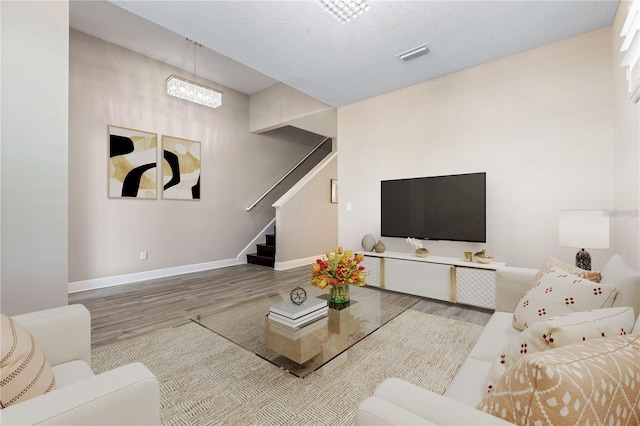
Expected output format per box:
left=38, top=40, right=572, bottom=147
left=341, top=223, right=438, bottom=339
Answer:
left=396, top=44, right=430, bottom=63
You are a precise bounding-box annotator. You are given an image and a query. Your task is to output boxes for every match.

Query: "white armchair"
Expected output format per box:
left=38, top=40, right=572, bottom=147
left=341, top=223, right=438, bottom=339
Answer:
left=1, top=304, right=160, bottom=425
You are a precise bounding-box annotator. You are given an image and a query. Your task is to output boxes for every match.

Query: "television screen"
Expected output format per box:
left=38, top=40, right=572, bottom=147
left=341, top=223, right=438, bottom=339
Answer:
left=381, top=172, right=486, bottom=243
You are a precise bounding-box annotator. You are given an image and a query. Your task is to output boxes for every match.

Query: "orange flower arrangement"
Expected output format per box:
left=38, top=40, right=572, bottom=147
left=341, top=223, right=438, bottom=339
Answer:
left=311, top=247, right=369, bottom=289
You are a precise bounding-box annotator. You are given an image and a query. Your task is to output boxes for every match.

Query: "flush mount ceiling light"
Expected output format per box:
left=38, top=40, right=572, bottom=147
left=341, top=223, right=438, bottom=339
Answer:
left=166, top=38, right=222, bottom=109
left=396, top=44, right=430, bottom=62
left=319, top=0, right=369, bottom=24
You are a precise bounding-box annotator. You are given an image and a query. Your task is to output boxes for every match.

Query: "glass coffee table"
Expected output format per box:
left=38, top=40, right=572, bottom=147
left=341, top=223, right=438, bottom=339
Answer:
left=192, top=285, right=418, bottom=378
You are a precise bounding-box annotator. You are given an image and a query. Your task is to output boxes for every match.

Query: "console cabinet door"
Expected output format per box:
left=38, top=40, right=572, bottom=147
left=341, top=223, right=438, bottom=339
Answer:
left=362, top=256, right=383, bottom=288
left=455, top=267, right=496, bottom=309
left=384, top=258, right=452, bottom=302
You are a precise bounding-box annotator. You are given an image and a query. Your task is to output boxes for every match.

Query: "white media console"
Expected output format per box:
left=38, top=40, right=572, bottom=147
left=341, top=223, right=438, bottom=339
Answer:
left=361, top=251, right=506, bottom=310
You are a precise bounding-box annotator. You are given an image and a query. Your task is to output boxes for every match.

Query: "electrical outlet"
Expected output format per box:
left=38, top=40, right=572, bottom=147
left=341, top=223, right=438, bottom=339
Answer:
left=140, top=251, right=148, bottom=260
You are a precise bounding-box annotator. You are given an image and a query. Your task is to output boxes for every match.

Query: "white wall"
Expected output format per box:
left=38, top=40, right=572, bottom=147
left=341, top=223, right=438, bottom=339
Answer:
left=338, top=27, right=616, bottom=271
left=612, top=1, right=640, bottom=272
left=68, top=30, right=312, bottom=285
left=1, top=1, right=3, bottom=310
left=1, top=1, right=69, bottom=315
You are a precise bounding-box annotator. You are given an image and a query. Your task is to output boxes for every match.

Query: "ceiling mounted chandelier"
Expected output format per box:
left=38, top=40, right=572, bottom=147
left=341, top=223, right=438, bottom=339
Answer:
left=166, top=38, right=222, bottom=109
left=319, top=0, right=369, bottom=24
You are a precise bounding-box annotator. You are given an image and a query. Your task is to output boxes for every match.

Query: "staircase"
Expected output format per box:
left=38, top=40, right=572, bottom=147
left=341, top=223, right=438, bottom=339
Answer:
left=247, top=232, right=276, bottom=267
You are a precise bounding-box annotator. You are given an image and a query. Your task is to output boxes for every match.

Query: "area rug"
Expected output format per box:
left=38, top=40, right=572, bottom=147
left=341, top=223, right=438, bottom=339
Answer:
left=91, top=310, right=482, bottom=425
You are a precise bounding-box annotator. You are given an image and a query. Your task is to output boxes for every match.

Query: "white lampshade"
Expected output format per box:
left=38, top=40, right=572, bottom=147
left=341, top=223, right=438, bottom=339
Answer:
left=559, top=209, right=610, bottom=249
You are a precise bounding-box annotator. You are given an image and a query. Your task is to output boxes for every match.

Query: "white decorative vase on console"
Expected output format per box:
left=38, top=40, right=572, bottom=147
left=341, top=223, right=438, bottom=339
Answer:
left=361, top=234, right=376, bottom=252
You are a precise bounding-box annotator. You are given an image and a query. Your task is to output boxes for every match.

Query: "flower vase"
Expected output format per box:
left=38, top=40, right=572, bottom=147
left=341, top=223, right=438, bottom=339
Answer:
left=329, top=284, right=350, bottom=305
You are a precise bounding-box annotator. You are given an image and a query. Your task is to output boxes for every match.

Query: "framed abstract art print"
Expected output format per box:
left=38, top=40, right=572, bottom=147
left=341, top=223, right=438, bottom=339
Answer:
left=108, top=125, right=158, bottom=199
left=162, top=135, right=201, bottom=200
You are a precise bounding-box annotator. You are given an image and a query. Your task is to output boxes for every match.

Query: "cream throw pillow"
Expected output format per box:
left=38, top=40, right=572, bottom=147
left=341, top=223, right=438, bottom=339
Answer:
left=512, top=270, right=616, bottom=330
left=477, top=334, right=640, bottom=425
left=601, top=254, right=640, bottom=315
left=534, top=256, right=602, bottom=283
left=485, top=307, right=635, bottom=395
left=1, top=314, right=56, bottom=408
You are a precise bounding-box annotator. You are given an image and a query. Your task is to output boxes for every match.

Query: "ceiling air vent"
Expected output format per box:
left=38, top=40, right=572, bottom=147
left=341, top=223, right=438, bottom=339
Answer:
left=396, top=44, right=430, bottom=62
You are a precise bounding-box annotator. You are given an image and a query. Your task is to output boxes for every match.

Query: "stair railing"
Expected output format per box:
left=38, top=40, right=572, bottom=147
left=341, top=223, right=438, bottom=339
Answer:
left=245, top=136, right=331, bottom=211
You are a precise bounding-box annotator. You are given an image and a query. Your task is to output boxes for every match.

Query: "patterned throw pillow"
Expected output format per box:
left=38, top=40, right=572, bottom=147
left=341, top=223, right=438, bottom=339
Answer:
left=533, top=256, right=602, bottom=283
left=485, top=307, right=635, bottom=395
left=477, top=334, right=640, bottom=425
left=512, top=269, right=616, bottom=331
left=1, top=314, right=56, bottom=408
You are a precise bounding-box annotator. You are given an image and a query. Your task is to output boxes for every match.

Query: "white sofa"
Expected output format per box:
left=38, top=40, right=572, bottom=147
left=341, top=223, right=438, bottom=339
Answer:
left=354, top=254, right=640, bottom=425
left=1, top=304, right=160, bottom=425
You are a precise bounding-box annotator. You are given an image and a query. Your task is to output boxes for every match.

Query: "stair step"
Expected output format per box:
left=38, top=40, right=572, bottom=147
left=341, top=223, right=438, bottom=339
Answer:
left=247, top=253, right=275, bottom=268
left=266, top=234, right=276, bottom=246
left=257, top=243, right=275, bottom=257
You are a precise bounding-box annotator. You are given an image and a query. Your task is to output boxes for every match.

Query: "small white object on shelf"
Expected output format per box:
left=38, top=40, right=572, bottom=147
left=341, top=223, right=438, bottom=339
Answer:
left=406, top=237, right=429, bottom=257
left=268, top=308, right=328, bottom=328
left=268, top=296, right=328, bottom=328
left=405, top=237, right=424, bottom=249
left=269, top=296, right=327, bottom=319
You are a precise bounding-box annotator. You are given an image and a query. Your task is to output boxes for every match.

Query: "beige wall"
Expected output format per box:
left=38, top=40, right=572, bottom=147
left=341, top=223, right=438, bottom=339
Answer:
left=274, top=154, right=338, bottom=267
left=1, top=1, right=69, bottom=315
left=68, top=30, right=313, bottom=285
left=338, top=27, right=617, bottom=270
left=250, top=82, right=333, bottom=133
left=612, top=1, right=640, bottom=272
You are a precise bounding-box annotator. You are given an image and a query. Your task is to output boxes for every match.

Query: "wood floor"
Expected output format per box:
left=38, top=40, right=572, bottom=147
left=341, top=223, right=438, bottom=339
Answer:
left=69, top=264, right=493, bottom=349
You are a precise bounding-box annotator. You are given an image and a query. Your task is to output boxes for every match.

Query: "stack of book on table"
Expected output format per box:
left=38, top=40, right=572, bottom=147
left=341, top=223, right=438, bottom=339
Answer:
left=268, top=296, right=328, bottom=328
left=267, top=316, right=328, bottom=340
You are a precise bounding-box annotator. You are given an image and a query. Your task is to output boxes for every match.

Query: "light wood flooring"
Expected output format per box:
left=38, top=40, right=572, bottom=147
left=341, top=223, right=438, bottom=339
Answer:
left=69, top=264, right=492, bottom=349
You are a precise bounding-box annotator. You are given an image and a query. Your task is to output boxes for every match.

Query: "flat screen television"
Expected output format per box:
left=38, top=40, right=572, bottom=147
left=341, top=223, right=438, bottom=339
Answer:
left=380, top=172, right=486, bottom=243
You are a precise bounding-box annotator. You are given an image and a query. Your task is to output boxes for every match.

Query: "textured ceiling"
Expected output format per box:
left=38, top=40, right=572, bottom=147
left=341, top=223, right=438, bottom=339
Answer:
left=69, top=1, right=279, bottom=95
left=71, top=1, right=619, bottom=107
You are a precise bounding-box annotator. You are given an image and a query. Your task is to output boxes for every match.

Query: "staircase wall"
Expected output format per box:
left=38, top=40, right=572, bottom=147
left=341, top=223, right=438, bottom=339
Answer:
left=249, top=82, right=336, bottom=136
left=273, top=153, right=338, bottom=270
left=249, top=81, right=338, bottom=271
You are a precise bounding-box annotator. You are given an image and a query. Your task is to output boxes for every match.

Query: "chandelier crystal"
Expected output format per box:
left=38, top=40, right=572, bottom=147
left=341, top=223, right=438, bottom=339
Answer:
left=319, top=0, right=369, bottom=24
left=166, top=75, right=222, bottom=109
left=166, top=39, right=222, bottom=109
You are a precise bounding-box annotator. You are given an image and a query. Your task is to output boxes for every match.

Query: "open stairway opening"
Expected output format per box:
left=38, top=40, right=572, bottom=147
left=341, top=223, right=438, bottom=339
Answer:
left=247, top=229, right=276, bottom=267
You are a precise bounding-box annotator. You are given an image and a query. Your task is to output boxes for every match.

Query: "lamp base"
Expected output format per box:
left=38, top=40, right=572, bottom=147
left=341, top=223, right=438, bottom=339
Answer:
left=575, top=249, right=591, bottom=271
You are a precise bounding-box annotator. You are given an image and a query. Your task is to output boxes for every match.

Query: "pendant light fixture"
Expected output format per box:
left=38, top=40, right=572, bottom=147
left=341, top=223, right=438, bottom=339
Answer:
left=166, top=38, right=222, bottom=109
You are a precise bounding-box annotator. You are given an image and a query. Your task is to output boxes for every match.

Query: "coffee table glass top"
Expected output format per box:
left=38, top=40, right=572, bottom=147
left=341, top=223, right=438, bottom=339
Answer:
left=191, top=285, right=418, bottom=378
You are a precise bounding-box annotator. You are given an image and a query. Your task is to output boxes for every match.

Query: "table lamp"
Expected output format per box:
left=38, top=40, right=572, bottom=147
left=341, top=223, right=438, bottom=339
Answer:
left=559, top=209, right=610, bottom=271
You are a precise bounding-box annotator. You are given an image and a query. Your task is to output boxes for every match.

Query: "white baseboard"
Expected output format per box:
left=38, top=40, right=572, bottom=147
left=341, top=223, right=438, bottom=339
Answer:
left=274, top=255, right=321, bottom=271
left=68, top=258, right=238, bottom=294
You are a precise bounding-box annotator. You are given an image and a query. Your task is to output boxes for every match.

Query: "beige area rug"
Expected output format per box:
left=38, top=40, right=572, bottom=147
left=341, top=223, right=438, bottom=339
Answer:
left=92, top=310, right=482, bottom=425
